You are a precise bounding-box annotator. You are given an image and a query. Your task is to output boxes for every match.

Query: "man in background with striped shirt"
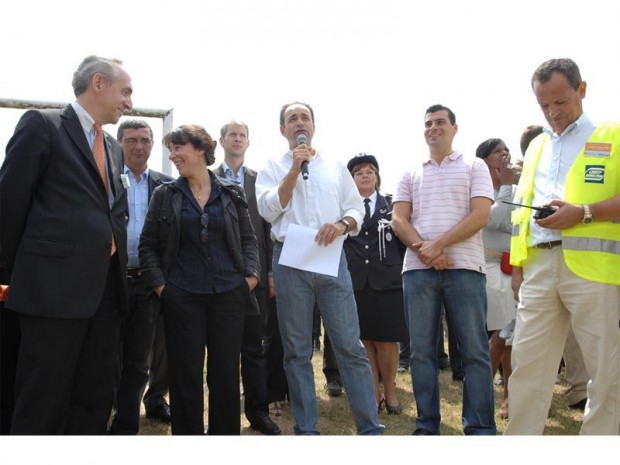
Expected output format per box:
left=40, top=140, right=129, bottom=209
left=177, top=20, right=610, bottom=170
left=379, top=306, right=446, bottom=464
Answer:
left=392, top=104, right=496, bottom=435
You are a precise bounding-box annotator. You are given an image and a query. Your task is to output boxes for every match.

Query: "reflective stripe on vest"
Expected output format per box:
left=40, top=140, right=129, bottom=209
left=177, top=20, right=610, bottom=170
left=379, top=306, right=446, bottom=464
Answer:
left=563, top=236, right=620, bottom=254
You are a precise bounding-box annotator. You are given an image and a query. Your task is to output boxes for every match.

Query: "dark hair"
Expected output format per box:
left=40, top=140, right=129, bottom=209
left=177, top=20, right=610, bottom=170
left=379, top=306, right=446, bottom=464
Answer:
left=519, top=125, right=544, bottom=156
left=279, top=101, right=315, bottom=127
left=220, top=120, right=249, bottom=138
left=425, top=104, right=456, bottom=125
left=117, top=119, right=153, bottom=141
left=531, top=58, right=582, bottom=90
left=72, top=55, right=123, bottom=97
left=476, top=138, right=504, bottom=159
left=163, top=125, right=217, bottom=166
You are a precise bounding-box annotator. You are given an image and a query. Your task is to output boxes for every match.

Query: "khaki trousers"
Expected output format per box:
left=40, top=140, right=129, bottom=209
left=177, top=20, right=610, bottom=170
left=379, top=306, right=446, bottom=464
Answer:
left=563, top=328, right=589, bottom=405
left=505, top=246, right=620, bottom=435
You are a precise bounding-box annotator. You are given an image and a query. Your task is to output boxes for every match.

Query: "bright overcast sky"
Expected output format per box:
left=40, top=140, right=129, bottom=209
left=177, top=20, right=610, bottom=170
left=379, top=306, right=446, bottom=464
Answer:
left=2, top=0, right=620, bottom=194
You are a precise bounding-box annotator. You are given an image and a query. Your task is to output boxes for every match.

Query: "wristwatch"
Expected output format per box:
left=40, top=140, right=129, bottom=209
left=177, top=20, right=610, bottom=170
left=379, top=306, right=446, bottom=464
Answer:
left=339, top=218, right=351, bottom=234
left=582, top=204, right=593, bottom=224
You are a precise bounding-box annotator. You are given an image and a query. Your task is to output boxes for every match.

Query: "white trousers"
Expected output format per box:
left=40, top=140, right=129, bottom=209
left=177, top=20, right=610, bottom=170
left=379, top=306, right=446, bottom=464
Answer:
left=505, top=246, right=620, bottom=435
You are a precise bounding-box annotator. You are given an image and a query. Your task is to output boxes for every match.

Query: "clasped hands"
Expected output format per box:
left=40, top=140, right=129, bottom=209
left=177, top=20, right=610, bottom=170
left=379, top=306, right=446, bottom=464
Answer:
left=411, top=239, right=453, bottom=270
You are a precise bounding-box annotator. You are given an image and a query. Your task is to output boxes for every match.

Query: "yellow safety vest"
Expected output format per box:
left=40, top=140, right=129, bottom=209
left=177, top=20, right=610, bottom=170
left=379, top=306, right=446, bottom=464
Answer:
left=510, top=122, right=620, bottom=285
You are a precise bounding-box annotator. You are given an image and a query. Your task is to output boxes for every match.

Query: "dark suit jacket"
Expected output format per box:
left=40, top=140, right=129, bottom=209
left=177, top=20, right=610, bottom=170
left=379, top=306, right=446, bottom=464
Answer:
left=0, top=105, right=129, bottom=318
left=147, top=170, right=174, bottom=201
left=214, top=165, right=273, bottom=289
left=343, top=193, right=405, bottom=291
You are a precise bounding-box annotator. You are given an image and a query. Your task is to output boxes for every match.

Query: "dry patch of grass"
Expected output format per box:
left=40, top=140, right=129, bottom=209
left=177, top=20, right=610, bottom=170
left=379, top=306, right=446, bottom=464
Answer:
left=138, top=349, right=583, bottom=436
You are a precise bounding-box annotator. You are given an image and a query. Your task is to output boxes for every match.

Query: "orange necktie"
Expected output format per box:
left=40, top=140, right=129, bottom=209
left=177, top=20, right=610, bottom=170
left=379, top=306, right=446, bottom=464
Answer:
left=93, top=123, right=116, bottom=256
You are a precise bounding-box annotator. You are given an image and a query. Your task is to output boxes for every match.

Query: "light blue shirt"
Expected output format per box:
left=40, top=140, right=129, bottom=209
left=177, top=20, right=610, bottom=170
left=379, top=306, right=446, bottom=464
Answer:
left=221, top=160, right=245, bottom=186
left=530, top=113, right=596, bottom=245
left=125, top=167, right=150, bottom=268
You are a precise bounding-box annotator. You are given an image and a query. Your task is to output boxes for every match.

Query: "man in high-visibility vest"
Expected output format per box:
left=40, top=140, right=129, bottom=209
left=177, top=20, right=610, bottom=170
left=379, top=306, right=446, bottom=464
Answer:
left=505, top=58, right=620, bottom=435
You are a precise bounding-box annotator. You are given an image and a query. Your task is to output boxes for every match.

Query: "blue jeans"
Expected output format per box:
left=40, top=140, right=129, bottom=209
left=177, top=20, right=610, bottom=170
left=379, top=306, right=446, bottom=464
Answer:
left=272, top=243, right=384, bottom=435
left=403, top=269, right=496, bottom=435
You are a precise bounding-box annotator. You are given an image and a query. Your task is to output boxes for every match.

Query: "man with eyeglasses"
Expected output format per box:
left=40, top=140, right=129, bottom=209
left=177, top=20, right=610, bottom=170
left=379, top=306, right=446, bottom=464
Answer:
left=109, top=119, right=173, bottom=434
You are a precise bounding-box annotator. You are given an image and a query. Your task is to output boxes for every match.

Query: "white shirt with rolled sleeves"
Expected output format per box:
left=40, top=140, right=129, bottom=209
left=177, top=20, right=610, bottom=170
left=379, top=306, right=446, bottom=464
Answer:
left=256, top=150, right=364, bottom=241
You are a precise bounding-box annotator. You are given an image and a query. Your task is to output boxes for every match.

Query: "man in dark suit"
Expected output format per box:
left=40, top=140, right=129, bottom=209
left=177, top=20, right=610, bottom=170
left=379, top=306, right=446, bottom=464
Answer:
left=214, top=120, right=280, bottom=435
left=109, top=120, right=173, bottom=434
left=0, top=55, right=133, bottom=434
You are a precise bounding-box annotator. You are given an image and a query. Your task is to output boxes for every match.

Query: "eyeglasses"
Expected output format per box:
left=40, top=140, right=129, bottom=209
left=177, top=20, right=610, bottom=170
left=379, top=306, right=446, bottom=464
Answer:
left=123, top=138, right=153, bottom=146
left=200, top=212, right=209, bottom=244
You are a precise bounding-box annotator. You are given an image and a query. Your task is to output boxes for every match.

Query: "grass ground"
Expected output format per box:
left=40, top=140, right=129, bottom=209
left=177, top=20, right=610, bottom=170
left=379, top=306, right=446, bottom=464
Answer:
left=138, top=346, right=583, bottom=435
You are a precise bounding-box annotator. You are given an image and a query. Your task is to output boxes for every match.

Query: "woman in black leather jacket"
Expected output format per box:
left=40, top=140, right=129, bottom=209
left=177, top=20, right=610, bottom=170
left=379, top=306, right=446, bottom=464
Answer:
left=139, top=125, right=259, bottom=435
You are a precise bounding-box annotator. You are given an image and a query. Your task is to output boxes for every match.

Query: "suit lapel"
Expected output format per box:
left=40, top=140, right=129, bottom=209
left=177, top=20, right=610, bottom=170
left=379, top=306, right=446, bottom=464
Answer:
left=104, top=135, right=118, bottom=197
left=244, top=168, right=256, bottom=202
left=61, top=106, right=99, bottom=175
left=213, top=165, right=225, bottom=178
left=61, top=106, right=109, bottom=198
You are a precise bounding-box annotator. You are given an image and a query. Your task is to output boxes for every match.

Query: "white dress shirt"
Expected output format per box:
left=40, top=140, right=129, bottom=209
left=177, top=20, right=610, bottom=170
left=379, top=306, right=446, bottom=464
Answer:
left=256, top=150, right=364, bottom=242
left=530, top=113, right=596, bottom=246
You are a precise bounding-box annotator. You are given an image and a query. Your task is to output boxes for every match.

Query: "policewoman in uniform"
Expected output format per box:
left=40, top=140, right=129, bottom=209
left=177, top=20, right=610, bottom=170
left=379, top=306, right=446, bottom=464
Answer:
left=344, top=154, right=408, bottom=414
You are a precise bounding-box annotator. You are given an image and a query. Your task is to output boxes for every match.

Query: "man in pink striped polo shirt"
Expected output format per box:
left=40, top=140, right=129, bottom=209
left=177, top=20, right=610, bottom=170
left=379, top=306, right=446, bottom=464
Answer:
left=392, top=104, right=496, bottom=435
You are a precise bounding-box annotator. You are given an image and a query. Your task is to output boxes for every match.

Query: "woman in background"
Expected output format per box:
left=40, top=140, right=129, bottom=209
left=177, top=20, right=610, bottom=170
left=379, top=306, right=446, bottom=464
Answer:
left=476, top=138, right=517, bottom=420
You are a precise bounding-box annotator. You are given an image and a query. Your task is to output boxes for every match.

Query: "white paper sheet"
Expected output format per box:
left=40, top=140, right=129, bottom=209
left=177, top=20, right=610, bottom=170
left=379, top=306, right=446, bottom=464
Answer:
left=278, top=223, right=345, bottom=277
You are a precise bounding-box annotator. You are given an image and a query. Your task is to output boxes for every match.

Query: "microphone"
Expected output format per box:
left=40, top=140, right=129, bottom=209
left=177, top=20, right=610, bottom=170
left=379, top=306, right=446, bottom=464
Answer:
left=297, top=134, right=309, bottom=180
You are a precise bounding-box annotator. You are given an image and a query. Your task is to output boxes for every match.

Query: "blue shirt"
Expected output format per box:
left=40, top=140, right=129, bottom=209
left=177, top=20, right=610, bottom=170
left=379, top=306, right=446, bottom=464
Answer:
left=221, top=160, right=245, bottom=186
left=167, top=174, right=244, bottom=294
left=125, top=167, right=149, bottom=268
left=530, top=113, right=596, bottom=245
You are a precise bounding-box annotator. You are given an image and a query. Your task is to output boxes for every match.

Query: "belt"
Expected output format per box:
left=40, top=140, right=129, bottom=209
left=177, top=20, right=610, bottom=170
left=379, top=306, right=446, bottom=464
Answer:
left=534, top=240, right=562, bottom=249
left=126, top=268, right=143, bottom=278
left=484, top=248, right=503, bottom=259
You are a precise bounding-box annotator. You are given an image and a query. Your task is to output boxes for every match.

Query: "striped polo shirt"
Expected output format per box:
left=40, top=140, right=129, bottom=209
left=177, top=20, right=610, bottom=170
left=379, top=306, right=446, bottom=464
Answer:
left=393, top=152, right=494, bottom=274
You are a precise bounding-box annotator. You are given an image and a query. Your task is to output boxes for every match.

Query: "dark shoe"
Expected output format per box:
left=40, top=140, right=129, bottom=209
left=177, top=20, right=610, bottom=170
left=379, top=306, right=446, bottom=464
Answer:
left=326, top=379, right=343, bottom=397
left=438, top=357, right=451, bottom=371
left=452, top=370, right=463, bottom=382
left=397, top=361, right=409, bottom=373
left=412, top=428, right=434, bottom=435
left=385, top=401, right=403, bottom=415
left=250, top=416, right=281, bottom=435
left=313, top=338, right=321, bottom=352
left=145, top=403, right=171, bottom=424
left=568, top=398, right=587, bottom=411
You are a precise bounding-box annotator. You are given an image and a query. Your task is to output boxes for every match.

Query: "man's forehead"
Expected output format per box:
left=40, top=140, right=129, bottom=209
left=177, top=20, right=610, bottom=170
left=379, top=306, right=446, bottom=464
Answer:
left=226, top=124, right=248, bottom=135
left=284, top=104, right=311, bottom=117
left=123, top=127, right=150, bottom=135
left=425, top=110, right=449, bottom=122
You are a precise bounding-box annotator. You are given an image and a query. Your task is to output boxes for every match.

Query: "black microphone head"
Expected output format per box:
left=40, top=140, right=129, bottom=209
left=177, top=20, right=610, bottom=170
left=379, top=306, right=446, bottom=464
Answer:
left=296, top=134, right=307, bottom=146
